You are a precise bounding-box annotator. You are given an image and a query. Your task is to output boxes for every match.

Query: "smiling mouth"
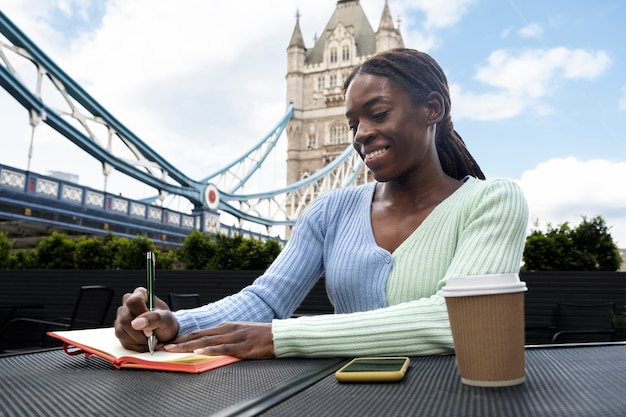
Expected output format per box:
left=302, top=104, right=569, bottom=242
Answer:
left=365, top=147, right=389, bottom=161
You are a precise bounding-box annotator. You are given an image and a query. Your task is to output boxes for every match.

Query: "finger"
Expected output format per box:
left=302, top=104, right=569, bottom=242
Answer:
left=164, top=341, right=236, bottom=358
left=122, top=287, right=147, bottom=303
left=192, top=344, right=236, bottom=357
left=115, top=295, right=150, bottom=350
left=124, top=287, right=150, bottom=316
left=171, top=327, right=222, bottom=344
left=114, top=310, right=149, bottom=351
left=165, top=323, right=248, bottom=354
left=174, top=321, right=247, bottom=342
left=115, top=287, right=171, bottom=351
left=162, top=322, right=273, bottom=359
left=164, top=332, right=225, bottom=352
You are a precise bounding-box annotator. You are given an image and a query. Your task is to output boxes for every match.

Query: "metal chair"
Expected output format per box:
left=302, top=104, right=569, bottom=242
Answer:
left=551, top=302, right=615, bottom=343
left=0, top=285, right=115, bottom=352
left=168, top=292, right=201, bottom=310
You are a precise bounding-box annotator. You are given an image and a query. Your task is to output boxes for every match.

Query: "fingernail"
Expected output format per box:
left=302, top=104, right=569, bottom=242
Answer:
left=131, top=317, right=148, bottom=329
left=164, top=344, right=177, bottom=350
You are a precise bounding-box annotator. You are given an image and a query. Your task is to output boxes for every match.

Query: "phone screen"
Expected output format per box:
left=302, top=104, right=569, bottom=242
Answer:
left=340, top=358, right=408, bottom=372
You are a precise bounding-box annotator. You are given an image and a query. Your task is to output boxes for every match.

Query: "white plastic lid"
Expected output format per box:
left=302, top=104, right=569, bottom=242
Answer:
left=441, top=273, right=527, bottom=297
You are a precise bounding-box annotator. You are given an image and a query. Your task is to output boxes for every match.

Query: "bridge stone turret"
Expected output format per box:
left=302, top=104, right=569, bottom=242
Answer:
left=285, top=0, right=404, bottom=212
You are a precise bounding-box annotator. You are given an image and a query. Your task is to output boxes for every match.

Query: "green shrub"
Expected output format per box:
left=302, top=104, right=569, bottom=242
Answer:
left=74, top=236, right=112, bottom=269
left=32, top=231, right=77, bottom=269
left=6, top=249, right=36, bottom=269
left=211, top=233, right=281, bottom=270
left=523, top=215, right=622, bottom=271
left=180, top=229, right=217, bottom=269
left=1, top=229, right=281, bottom=270
left=110, top=235, right=158, bottom=270
left=0, top=232, right=12, bottom=268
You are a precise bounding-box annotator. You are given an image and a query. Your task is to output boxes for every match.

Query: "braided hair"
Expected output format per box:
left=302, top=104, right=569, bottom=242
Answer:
left=343, top=48, right=485, bottom=180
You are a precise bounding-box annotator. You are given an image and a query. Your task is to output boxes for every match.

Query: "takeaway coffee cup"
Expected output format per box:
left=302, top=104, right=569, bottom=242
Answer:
left=442, top=273, right=527, bottom=387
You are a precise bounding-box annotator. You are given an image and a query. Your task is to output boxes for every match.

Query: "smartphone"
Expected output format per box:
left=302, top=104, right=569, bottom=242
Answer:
left=335, top=357, right=410, bottom=383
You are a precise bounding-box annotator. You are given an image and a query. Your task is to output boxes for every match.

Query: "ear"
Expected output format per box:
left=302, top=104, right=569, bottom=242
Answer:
left=424, top=91, right=445, bottom=125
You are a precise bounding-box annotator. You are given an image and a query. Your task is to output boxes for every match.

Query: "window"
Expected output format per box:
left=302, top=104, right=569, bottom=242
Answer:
left=317, top=77, right=324, bottom=90
left=330, top=74, right=337, bottom=88
left=342, top=46, right=350, bottom=61
left=307, top=134, right=317, bottom=149
left=330, top=48, right=338, bottom=63
left=328, top=124, right=349, bottom=145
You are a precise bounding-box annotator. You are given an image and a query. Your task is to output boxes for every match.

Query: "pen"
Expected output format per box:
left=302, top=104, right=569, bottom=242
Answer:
left=146, top=251, right=157, bottom=355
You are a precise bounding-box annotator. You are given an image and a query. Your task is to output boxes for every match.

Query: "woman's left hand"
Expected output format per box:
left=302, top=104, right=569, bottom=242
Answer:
left=163, top=322, right=275, bottom=359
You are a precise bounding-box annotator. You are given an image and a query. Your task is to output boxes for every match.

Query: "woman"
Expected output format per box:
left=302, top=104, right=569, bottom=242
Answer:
left=115, top=48, right=528, bottom=359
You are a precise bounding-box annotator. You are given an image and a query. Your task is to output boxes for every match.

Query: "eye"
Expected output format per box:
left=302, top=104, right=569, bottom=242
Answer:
left=372, top=111, right=388, bottom=121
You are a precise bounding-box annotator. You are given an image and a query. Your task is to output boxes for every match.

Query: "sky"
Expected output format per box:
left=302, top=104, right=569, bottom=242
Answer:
left=1, top=0, right=625, bottom=247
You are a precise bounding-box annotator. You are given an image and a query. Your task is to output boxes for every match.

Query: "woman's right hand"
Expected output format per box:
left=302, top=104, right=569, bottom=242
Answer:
left=114, top=287, right=180, bottom=352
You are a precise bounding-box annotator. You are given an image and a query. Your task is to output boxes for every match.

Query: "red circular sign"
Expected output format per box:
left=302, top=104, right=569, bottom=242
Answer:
left=203, top=184, right=220, bottom=209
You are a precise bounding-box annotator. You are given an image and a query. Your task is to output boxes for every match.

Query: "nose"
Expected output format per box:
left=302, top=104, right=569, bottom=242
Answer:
left=352, top=121, right=376, bottom=148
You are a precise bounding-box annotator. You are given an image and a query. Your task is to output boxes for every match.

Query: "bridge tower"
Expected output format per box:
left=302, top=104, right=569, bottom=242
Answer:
left=285, top=0, right=403, bottom=210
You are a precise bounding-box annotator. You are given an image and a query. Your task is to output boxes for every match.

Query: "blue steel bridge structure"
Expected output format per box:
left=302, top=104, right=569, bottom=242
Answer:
left=0, top=11, right=366, bottom=248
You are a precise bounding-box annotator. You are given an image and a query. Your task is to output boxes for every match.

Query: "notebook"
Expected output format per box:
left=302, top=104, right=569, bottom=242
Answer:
left=48, top=327, right=241, bottom=373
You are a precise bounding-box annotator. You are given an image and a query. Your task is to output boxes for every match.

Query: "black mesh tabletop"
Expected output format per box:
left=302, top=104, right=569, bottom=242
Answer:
left=261, top=344, right=626, bottom=417
left=3, top=345, right=626, bottom=417
left=0, top=348, right=340, bottom=417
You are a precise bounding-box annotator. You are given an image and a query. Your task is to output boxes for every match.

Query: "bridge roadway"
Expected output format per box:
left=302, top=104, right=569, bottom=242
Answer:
left=0, top=163, right=276, bottom=249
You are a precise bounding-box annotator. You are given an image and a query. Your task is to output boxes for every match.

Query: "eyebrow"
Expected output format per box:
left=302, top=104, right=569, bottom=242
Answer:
left=345, top=95, right=386, bottom=118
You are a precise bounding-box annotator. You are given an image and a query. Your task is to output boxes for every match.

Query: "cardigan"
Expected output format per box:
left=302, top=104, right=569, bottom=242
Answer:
left=174, top=176, right=529, bottom=357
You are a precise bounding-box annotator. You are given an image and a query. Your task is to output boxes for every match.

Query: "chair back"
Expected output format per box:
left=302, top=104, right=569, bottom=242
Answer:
left=69, top=285, right=115, bottom=329
left=169, top=292, right=201, bottom=310
left=552, top=302, right=615, bottom=343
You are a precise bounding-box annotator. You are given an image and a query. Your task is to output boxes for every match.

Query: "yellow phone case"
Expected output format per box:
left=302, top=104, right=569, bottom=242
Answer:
left=335, top=357, right=410, bottom=382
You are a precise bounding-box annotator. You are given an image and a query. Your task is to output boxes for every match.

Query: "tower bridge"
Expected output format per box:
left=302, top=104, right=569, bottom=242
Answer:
left=0, top=1, right=403, bottom=248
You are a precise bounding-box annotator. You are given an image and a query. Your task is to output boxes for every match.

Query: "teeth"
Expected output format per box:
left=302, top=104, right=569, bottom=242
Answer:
left=366, top=148, right=388, bottom=160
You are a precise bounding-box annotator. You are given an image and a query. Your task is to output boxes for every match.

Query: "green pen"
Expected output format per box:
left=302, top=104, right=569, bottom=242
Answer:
left=146, top=251, right=157, bottom=354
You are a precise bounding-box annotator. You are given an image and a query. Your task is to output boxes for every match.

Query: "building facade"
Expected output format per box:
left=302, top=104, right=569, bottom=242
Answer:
left=285, top=0, right=403, bottom=191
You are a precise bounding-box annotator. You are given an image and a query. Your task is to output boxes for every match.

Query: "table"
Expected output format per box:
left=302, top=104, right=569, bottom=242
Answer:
left=1, top=343, right=625, bottom=417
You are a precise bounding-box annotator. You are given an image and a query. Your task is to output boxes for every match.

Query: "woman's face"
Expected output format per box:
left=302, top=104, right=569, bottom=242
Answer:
left=344, top=73, right=438, bottom=183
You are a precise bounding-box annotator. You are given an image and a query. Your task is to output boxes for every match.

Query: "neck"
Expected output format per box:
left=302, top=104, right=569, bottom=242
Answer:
left=376, top=170, right=461, bottom=209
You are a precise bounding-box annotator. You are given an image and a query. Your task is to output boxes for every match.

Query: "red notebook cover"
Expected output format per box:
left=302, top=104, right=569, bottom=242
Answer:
left=48, top=327, right=241, bottom=374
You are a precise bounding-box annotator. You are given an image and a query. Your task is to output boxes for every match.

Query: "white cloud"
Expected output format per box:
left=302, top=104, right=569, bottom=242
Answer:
left=561, top=49, right=612, bottom=79
left=517, top=157, right=626, bottom=247
left=451, top=47, right=612, bottom=121
left=517, top=22, right=543, bottom=39
left=407, top=0, right=477, bottom=29
left=379, top=0, right=476, bottom=51
left=450, top=84, right=527, bottom=120
left=476, top=48, right=611, bottom=97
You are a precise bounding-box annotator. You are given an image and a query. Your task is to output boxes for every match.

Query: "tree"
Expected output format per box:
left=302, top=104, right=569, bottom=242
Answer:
left=74, top=236, right=112, bottom=269
left=522, top=215, right=622, bottom=271
left=110, top=235, right=158, bottom=270
left=2, top=229, right=281, bottom=270
left=179, top=231, right=282, bottom=270
left=570, top=216, right=622, bottom=271
left=9, top=249, right=36, bottom=269
left=0, top=232, right=12, bottom=268
left=179, top=230, right=217, bottom=269
left=212, top=233, right=282, bottom=270
left=33, top=231, right=77, bottom=269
